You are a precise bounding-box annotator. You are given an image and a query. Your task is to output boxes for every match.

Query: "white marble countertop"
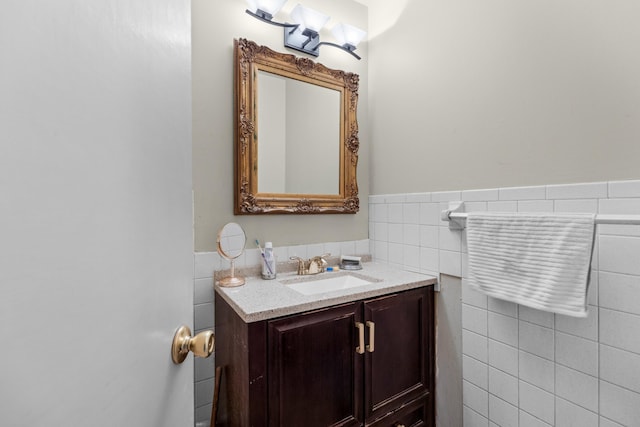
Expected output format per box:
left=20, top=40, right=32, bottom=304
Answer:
left=215, top=262, right=437, bottom=323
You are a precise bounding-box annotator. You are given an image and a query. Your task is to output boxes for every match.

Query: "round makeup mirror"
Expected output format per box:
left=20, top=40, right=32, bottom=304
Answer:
left=216, top=222, right=246, bottom=287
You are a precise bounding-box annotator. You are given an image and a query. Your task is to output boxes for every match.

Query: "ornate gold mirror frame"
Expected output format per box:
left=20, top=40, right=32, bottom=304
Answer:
left=234, top=38, right=360, bottom=214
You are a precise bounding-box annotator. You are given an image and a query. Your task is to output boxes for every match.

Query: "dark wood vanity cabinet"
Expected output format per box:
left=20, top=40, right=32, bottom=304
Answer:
left=215, top=286, right=435, bottom=427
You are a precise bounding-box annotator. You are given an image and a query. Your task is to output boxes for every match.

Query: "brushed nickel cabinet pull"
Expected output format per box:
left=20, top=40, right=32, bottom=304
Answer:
left=355, top=322, right=365, bottom=354
left=366, top=321, right=375, bottom=352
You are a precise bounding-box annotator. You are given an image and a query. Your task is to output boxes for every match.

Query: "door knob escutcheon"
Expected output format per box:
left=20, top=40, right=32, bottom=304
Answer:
left=171, top=325, right=215, bottom=364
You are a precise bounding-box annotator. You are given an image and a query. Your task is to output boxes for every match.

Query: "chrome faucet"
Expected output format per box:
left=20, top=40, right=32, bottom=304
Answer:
left=289, top=253, right=330, bottom=275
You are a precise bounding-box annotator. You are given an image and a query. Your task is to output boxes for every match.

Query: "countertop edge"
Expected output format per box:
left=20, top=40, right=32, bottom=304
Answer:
left=215, top=272, right=437, bottom=323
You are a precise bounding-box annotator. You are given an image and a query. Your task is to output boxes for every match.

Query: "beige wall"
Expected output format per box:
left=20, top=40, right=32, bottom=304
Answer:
left=193, top=0, right=369, bottom=252
left=368, top=0, right=640, bottom=195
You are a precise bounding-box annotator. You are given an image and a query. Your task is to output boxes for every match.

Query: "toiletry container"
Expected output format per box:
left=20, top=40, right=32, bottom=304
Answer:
left=262, top=242, right=276, bottom=279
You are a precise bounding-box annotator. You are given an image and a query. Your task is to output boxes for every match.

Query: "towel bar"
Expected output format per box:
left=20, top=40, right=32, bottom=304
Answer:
left=441, top=205, right=640, bottom=229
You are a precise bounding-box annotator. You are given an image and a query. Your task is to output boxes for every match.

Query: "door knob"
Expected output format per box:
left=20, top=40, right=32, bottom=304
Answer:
left=171, top=325, right=215, bottom=364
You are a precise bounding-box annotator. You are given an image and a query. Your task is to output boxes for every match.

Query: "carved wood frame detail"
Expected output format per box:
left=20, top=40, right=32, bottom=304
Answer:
left=234, top=38, right=360, bottom=215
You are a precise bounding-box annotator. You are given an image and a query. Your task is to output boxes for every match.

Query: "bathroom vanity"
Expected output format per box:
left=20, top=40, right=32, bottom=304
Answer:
left=214, top=263, right=437, bottom=427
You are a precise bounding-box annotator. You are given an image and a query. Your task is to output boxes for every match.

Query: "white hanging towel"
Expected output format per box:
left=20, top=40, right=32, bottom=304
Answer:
left=466, top=212, right=596, bottom=317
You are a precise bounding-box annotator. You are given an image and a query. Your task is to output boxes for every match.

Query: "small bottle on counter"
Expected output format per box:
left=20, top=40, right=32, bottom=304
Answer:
left=261, top=241, right=276, bottom=280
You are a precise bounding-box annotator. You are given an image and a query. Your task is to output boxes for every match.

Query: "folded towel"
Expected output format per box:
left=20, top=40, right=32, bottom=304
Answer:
left=466, top=212, right=596, bottom=317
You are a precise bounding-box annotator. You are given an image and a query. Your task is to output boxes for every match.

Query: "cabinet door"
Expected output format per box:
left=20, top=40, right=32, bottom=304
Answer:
left=366, top=394, right=431, bottom=427
left=268, top=302, right=364, bottom=427
left=363, top=287, right=434, bottom=424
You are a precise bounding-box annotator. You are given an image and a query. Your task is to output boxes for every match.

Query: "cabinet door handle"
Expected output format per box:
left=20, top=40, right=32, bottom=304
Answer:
left=394, top=424, right=405, bottom=427
left=366, top=321, right=375, bottom=352
left=355, top=322, right=365, bottom=354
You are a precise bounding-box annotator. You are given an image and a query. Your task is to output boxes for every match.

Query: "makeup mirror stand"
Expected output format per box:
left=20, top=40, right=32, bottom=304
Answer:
left=217, top=222, right=247, bottom=287
left=218, top=258, right=245, bottom=287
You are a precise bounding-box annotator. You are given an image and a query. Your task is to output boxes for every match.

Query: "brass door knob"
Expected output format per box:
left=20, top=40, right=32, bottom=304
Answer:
left=171, top=325, right=215, bottom=364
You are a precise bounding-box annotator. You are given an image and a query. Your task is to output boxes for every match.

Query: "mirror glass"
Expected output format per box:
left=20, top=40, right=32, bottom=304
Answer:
left=217, top=222, right=246, bottom=260
left=257, top=70, right=340, bottom=195
left=234, top=38, right=360, bottom=215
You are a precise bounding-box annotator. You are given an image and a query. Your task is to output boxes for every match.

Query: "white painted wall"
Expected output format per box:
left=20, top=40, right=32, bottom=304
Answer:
left=367, top=0, right=640, bottom=194
left=0, top=1, right=194, bottom=426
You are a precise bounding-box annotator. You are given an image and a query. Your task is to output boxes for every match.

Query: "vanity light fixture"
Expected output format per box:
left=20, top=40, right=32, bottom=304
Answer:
left=284, top=4, right=330, bottom=57
left=244, top=1, right=366, bottom=60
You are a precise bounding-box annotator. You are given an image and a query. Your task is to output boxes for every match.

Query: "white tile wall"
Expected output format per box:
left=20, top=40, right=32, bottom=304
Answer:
left=464, top=330, right=489, bottom=363
left=518, top=305, right=554, bottom=328
left=488, top=297, right=518, bottom=318
left=600, top=309, right=640, bottom=354
left=462, top=189, right=500, bottom=202
left=462, top=278, right=488, bottom=309
left=609, top=180, right=640, bottom=198
left=488, top=312, right=519, bottom=347
left=463, top=304, right=488, bottom=336
left=489, top=394, right=519, bottom=426
left=555, top=364, right=598, bottom=409
left=519, top=351, right=554, bottom=393
left=519, top=380, right=555, bottom=425
left=464, top=406, right=490, bottom=427
left=489, top=339, right=518, bottom=377
left=464, top=355, right=488, bottom=389
left=600, top=345, right=640, bottom=394
left=192, top=238, right=370, bottom=426
left=599, top=272, right=640, bottom=315
left=489, top=367, right=518, bottom=406
left=546, top=182, right=607, bottom=200
left=464, top=380, right=489, bottom=418
left=499, top=186, right=546, bottom=201
left=555, top=397, right=598, bottom=427
left=555, top=307, right=598, bottom=340
left=555, top=332, right=598, bottom=376
left=518, top=199, right=554, bottom=213
left=520, top=409, right=553, bottom=427
left=369, top=179, right=640, bottom=427
left=519, top=321, right=554, bottom=361
left=600, top=381, right=640, bottom=426
left=600, top=416, right=626, bottom=427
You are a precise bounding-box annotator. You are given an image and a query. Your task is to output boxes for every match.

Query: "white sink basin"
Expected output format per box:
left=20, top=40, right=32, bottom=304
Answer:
left=283, top=273, right=379, bottom=295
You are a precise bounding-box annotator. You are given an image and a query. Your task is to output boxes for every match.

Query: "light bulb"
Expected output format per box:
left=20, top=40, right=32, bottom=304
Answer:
left=290, top=4, right=330, bottom=32
left=331, top=23, right=367, bottom=48
left=245, top=0, right=287, bottom=16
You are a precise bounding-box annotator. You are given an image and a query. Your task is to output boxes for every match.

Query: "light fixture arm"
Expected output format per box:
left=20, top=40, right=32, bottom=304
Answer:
left=314, top=41, right=361, bottom=60
left=245, top=9, right=299, bottom=29
left=284, top=26, right=321, bottom=57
